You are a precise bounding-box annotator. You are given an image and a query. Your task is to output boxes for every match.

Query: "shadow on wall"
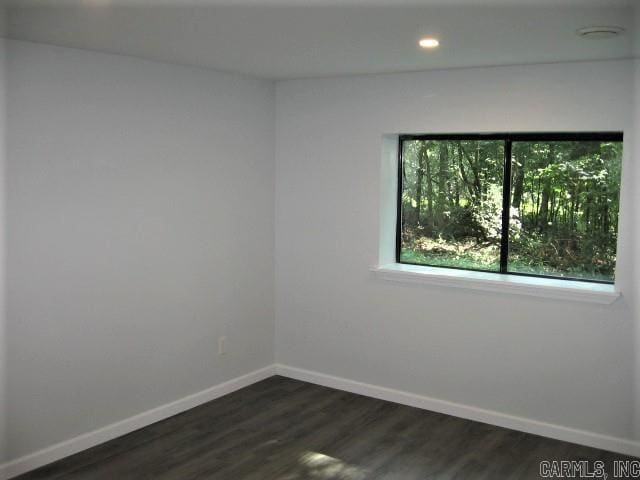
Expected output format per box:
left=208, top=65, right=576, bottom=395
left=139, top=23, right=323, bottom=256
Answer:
left=635, top=5, right=640, bottom=58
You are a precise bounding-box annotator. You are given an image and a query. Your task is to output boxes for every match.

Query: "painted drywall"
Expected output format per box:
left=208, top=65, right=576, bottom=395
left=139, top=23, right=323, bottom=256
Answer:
left=0, top=38, right=7, bottom=464
left=274, top=60, right=637, bottom=441
left=635, top=5, right=640, bottom=59
left=2, top=38, right=638, bottom=467
left=5, top=40, right=275, bottom=460
left=634, top=59, right=640, bottom=441
left=0, top=5, right=5, bottom=39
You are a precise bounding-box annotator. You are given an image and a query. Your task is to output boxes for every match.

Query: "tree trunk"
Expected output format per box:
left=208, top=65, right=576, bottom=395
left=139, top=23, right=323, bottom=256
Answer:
left=459, top=142, right=482, bottom=199
left=457, top=142, right=475, bottom=199
left=437, top=143, right=449, bottom=223
left=538, top=144, right=555, bottom=230
left=511, top=158, right=525, bottom=211
left=425, top=149, right=434, bottom=229
left=415, top=144, right=426, bottom=225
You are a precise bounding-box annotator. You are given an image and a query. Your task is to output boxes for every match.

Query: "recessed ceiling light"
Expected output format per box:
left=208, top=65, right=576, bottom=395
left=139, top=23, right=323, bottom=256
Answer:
left=576, top=26, right=625, bottom=39
left=419, top=37, right=440, bottom=49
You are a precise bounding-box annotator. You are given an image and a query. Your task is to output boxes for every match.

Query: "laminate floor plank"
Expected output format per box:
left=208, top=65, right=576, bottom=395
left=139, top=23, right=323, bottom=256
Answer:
left=14, top=376, right=636, bottom=480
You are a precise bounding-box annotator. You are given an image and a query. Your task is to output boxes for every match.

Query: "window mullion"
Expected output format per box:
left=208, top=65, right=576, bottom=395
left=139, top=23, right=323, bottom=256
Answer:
left=500, top=139, right=513, bottom=274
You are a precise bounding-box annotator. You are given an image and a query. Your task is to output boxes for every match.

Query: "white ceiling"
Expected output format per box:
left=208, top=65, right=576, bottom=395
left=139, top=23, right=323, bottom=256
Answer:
left=4, top=0, right=638, bottom=80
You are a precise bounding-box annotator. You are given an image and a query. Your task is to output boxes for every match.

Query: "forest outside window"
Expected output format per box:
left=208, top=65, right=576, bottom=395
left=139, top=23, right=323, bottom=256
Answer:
left=397, top=133, right=623, bottom=284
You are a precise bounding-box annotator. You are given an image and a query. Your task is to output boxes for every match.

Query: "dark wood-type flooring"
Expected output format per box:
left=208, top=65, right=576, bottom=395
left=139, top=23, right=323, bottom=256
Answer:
left=15, top=376, right=636, bottom=479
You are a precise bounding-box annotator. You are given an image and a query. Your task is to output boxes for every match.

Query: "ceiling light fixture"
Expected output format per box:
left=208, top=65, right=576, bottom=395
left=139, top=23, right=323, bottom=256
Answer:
left=576, top=26, right=625, bottom=39
left=419, top=37, right=440, bottom=49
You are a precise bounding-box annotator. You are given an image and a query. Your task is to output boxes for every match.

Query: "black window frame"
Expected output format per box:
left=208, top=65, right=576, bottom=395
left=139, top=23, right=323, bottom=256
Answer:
left=396, top=132, right=624, bottom=285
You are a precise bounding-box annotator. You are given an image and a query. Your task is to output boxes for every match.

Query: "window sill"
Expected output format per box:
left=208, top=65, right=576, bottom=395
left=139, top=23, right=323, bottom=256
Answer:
left=370, top=263, right=620, bottom=305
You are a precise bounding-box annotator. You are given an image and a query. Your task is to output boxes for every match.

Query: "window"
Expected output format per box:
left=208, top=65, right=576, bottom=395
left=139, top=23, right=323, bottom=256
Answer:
left=397, top=133, right=623, bottom=284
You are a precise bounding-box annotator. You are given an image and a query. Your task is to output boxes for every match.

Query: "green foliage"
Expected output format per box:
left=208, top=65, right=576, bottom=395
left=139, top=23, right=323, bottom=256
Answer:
left=400, top=138, right=622, bottom=282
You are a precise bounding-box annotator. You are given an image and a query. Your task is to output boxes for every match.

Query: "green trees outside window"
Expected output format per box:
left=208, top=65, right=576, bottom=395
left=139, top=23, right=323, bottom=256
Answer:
left=398, top=134, right=623, bottom=283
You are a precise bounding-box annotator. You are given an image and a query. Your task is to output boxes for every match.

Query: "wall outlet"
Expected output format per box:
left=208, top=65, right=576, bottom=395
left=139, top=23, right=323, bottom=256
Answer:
left=218, top=336, right=227, bottom=356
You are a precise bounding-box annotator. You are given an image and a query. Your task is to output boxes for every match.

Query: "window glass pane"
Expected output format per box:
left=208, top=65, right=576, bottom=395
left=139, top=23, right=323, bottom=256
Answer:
left=508, top=140, right=622, bottom=282
left=399, top=139, right=504, bottom=272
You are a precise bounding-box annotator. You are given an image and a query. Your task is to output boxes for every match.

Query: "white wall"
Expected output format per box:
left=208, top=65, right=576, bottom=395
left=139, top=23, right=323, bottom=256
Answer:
left=634, top=59, right=640, bottom=441
left=628, top=0, right=640, bottom=445
left=275, top=60, right=637, bottom=441
left=2, top=38, right=638, bottom=466
left=0, top=5, right=6, bottom=39
left=0, top=4, right=7, bottom=465
left=635, top=5, right=640, bottom=59
left=0, top=38, right=7, bottom=464
left=6, top=40, right=275, bottom=460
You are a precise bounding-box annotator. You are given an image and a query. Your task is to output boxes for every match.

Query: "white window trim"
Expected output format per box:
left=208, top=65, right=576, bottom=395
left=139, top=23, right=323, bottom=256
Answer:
left=374, top=134, right=621, bottom=305
left=371, top=263, right=620, bottom=304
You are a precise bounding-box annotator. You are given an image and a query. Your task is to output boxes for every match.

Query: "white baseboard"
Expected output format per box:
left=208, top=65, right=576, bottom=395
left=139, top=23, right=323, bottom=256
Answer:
left=0, top=365, right=276, bottom=480
left=3, top=363, right=638, bottom=479
left=275, top=363, right=640, bottom=458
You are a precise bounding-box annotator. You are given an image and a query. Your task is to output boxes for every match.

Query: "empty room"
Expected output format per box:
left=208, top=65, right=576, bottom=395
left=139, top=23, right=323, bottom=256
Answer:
left=0, top=0, right=639, bottom=478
